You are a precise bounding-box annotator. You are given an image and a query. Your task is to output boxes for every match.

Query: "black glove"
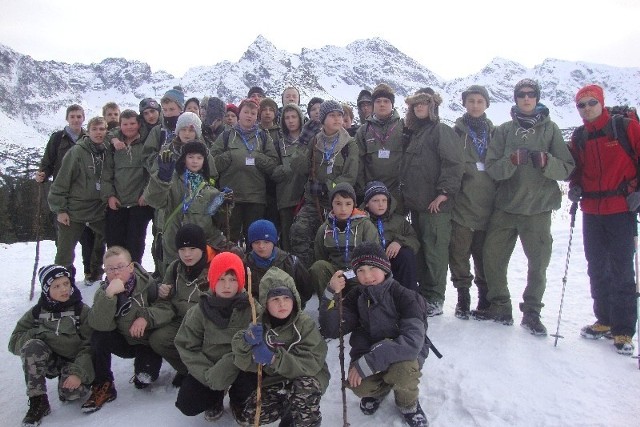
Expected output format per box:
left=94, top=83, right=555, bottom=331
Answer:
left=309, top=181, right=327, bottom=197
left=530, top=151, right=548, bottom=169
left=510, top=148, right=529, bottom=166
left=568, top=186, right=582, bottom=203
left=157, top=150, right=176, bottom=182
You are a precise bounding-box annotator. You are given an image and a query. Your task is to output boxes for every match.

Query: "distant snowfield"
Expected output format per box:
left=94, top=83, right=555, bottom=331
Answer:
left=1, top=197, right=639, bottom=426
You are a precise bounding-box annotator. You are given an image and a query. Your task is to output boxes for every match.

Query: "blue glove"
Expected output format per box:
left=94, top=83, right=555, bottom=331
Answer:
left=243, top=323, right=264, bottom=346
left=568, top=186, right=582, bottom=203
left=157, top=152, right=176, bottom=182
left=252, top=340, right=274, bottom=365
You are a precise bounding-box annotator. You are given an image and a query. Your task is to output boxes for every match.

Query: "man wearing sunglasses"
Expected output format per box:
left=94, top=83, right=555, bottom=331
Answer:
left=475, top=79, right=575, bottom=336
left=568, top=84, right=640, bottom=356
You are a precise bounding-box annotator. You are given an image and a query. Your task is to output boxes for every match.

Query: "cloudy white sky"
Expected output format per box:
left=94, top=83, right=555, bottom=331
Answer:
left=1, top=0, right=639, bottom=79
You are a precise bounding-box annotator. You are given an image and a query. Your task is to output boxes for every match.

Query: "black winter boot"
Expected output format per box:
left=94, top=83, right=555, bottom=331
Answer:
left=521, top=312, right=547, bottom=336
left=455, top=288, right=471, bottom=320
left=476, top=285, right=490, bottom=310
left=22, top=394, right=51, bottom=427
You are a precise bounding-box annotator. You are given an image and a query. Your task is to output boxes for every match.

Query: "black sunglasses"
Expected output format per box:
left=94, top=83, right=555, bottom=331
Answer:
left=516, top=91, right=537, bottom=99
left=576, top=99, right=599, bottom=109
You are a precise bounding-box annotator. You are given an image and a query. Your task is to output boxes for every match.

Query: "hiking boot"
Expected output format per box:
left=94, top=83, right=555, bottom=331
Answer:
left=360, top=396, right=382, bottom=415
left=203, top=399, right=224, bottom=421
left=580, top=322, right=611, bottom=340
left=476, top=286, right=490, bottom=310
left=401, top=402, right=429, bottom=427
left=22, top=394, right=50, bottom=427
left=454, top=289, right=471, bottom=320
left=521, top=313, right=547, bottom=336
left=81, top=381, right=117, bottom=413
left=230, top=402, right=250, bottom=426
left=171, top=372, right=186, bottom=388
left=613, top=335, right=635, bottom=355
left=471, top=308, right=513, bottom=325
left=425, top=300, right=443, bottom=317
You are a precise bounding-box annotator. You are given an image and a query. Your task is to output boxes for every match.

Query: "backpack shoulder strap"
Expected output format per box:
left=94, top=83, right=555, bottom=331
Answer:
left=611, top=115, right=634, bottom=159
left=223, top=129, right=232, bottom=150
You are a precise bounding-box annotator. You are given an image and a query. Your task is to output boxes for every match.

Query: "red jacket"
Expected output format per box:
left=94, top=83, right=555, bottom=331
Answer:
left=569, top=109, right=640, bottom=215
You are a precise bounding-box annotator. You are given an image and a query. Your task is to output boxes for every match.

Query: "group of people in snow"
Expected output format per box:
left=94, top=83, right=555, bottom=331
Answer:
left=10, top=79, right=640, bottom=427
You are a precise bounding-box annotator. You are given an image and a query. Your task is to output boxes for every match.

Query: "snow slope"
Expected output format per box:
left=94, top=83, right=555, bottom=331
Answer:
left=1, top=197, right=639, bottom=426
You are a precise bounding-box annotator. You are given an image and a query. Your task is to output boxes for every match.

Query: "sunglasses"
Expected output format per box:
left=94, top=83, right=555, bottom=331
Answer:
left=516, top=91, right=537, bottom=99
left=576, top=99, right=599, bottom=109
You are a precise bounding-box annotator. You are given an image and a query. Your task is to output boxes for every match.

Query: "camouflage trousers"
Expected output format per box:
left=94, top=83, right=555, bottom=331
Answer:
left=290, top=203, right=325, bottom=270
left=240, top=376, right=323, bottom=427
left=350, top=360, right=421, bottom=410
left=20, top=339, right=88, bottom=400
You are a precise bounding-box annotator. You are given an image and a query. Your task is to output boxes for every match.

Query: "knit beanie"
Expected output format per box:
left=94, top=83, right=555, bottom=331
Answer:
left=184, top=97, right=200, bottom=112
left=319, top=100, right=344, bottom=124
left=205, top=97, right=226, bottom=126
left=175, top=223, right=207, bottom=253
left=462, top=85, right=490, bottom=107
left=176, top=112, right=203, bottom=139
left=307, top=97, right=324, bottom=116
left=39, top=265, right=73, bottom=295
left=248, top=219, right=278, bottom=245
left=162, top=86, right=185, bottom=110
left=226, top=104, right=239, bottom=117
left=247, top=86, right=266, bottom=98
left=329, top=182, right=357, bottom=204
left=363, top=180, right=391, bottom=205
left=575, top=84, right=604, bottom=106
left=267, top=286, right=294, bottom=301
left=371, top=83, right=395, bottom=106
left=139, top=98, right=161, bottom=114
left=357, top=90, right=373, bottom=106
left=350, top=241, right=392, bottom=276
left=513, top=79, right=540, bottom=103
left=208, top=252, right=246, bottom=292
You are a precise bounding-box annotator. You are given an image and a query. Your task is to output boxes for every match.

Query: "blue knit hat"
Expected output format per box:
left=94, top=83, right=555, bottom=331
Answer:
left=162, top=86, right=185, bottom=110
left=248, top=220, right=278, bottom=245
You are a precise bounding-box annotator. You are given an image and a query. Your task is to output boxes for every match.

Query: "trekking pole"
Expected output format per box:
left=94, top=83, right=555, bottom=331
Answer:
left=337, top=291, right=350, bottom=427
left=29, top=183, right=44, bottom=301
left=551, top=202, right=578, bottom=347
left=225, top=204, right=232, bottom=243
left=246, top=268, right=262, bottom=427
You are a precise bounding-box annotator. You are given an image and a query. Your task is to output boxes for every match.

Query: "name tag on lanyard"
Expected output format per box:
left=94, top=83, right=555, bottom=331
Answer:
left=476, top=162, right=485, bottom=171
left=378, top=149, right=390, bottom=159
left=245, top=157, right=255, bottom=166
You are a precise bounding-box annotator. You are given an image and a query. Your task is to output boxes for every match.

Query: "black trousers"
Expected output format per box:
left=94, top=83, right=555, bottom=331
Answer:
left=391, top=246, right=418, bottom=292
left=105, top=205, right=154, bottom=264
left=175, top=371, right=258, bottom=416
left=91, top=330, right=162, bottom=384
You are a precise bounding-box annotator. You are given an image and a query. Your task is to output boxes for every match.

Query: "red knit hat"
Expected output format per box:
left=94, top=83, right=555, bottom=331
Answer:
left=226, top=103, right=239, bottom=117
left=575, top=84, right=604, bottom=106
left=208, top=252, right=246, bottom=292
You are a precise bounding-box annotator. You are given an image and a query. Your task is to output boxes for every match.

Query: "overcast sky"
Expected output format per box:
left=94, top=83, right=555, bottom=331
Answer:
left=1, top=0, right=639, bottom=80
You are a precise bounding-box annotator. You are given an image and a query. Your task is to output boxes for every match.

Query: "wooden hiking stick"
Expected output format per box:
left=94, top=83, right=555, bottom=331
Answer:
left=246, top=267, right=263, bottom=426
left=225, top=204, right=232, bottom=243
left=29, top=183, right=43, bottom=300
left=337, top=291, right=350, bottom=426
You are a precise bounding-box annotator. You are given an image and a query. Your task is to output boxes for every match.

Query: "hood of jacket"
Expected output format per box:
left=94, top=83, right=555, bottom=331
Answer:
left=258, top=267, right=302, bottom=321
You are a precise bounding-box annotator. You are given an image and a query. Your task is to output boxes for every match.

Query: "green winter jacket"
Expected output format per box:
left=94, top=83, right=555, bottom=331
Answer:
left=142, top=124, right=171, bottom=173
left=364, top=195, right=420, bottom=253
left=143, top=172, right=225, bottom=267
left=210, top=127, right=279, bottom=205
left=356, top=111, right=405, bottom=200
left=314, top=208, right=381, bottom=270
left=142, top=259, right=210, bottom=329
left=9, top=304, right=94, bottom=385
left=486, top=113, right=575, bottom=215
left=231, top=268, right=330, bottom=392
left=452, top=117, right=497, bottom=230
left=175, top=292, right=257, bottom=391
left=39, top=128, right=85, bottom=181
left=272, top=105, right=308, bottom=210
left=101, top=130, right=149, bottom=207
left=88, top=263, right=154, bottom=346
left=48, top=136, right=107, bottom=223
left=290, top=127, right=359, bottom=209
left=400, top=120, right=464, bottom=213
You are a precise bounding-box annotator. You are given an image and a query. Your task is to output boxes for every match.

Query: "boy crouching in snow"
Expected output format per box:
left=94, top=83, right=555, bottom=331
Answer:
left=319, top=242, right=430, bottom=427
left=174, top=252, right=258, bottom=422
left=9, top=265, right=94, bottom=427
left=232, top=268, right=330, bottom=426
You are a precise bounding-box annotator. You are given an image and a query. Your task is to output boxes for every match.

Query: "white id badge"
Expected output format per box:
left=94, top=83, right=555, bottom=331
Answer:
left=95, top=182, right=101, bottom=191
left=327, top=164, right=333, bottom=174
left=476, top=162, right=485, bottom=171
left=245, top=157, right=255, bottom=166
left=378, top=149, right=390, bottom=159
left=343, top=269, right=356, bottom=280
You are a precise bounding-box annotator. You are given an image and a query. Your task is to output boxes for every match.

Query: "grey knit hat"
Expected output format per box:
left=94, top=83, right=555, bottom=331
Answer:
left=319, top=100, right=344, bottom=124
left=329, top=182, right=356, bottom=204
left=513, top=79, right=540, bottom=103
left=176, top=112, right=202, bottom=139
left=462, top=85, right=490, bottom=107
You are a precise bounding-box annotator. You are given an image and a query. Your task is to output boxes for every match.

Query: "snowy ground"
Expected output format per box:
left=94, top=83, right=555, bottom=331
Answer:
left=1, top=198, right=640, bottom=426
